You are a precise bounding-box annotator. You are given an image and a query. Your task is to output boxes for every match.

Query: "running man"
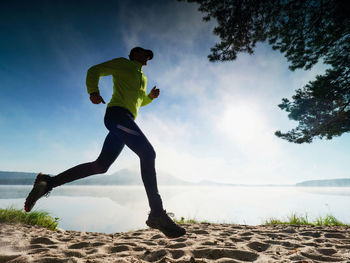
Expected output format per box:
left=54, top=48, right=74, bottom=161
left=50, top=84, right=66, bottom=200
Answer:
left=24, top=47, right=186, bottom=238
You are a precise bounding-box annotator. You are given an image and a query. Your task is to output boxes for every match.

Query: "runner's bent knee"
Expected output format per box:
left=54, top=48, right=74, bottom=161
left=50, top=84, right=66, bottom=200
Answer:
left=139, top=144, right=156, bottom=160
left=92, top=158, right=110, bottom=174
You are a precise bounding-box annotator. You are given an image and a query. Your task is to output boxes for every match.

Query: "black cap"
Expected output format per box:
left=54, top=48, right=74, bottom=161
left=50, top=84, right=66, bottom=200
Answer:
left=129, top=47, right=153, bottom=60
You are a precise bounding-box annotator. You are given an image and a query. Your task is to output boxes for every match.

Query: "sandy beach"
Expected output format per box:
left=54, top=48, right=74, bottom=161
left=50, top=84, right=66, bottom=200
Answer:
left=1, top=222, right=350, bottom=263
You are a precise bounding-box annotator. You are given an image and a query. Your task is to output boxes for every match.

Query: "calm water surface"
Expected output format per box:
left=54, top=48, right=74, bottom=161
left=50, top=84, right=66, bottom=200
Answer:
left=0, top=185, right=349, bottom=233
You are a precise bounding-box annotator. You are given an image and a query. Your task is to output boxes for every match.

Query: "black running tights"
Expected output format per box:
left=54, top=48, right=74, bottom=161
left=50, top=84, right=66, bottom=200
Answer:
left=50, top=106, right=164, bottom=214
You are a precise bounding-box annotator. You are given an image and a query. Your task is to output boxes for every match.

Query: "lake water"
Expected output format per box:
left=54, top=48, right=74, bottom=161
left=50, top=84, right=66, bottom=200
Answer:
left=0, top=185, right=349, bottom=233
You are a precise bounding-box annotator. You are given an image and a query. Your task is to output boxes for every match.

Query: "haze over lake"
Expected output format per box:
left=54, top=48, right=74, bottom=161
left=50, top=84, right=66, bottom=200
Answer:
left=1, top=185, right=349, bottom=233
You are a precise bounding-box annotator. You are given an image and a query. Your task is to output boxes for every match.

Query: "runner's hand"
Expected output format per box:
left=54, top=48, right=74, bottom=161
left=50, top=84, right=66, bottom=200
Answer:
left=90, top=92, right=106, bottom=104
left=148, top=86, right=160, bottom=99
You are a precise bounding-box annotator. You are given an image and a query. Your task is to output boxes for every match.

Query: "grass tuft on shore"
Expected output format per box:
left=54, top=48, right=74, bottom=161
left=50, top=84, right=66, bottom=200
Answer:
left=174, top=216, right=209, bottom=224
left=264, top=213, right=348, bottom=226
left=0, top=206, right=59, bottom=231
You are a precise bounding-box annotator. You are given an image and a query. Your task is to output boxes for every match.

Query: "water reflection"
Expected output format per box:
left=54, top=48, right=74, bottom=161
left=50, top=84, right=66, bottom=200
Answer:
left=0, top=185, right=349, bottom=233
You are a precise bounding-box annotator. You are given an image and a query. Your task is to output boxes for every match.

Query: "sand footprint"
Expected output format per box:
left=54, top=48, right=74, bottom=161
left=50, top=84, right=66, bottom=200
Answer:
left=132, top=246, right=148, bottom=251
left=172, top=237, right=187, bottom=243
left=239, top=232, right=254, bottom=237
left=28, top=248, right=50, bottom=254
left=58, top=238, right=73, bottom=242
left=63, top=250, right=85, bottom=258
left=200, top=240, right=218, bottom=246
left=301, top=241, right=319, bottom=247
left=91, top=241, right=105, bottom=247
left=30, top=237, right=56, bottom=245
left=68, top=241, right=91, bottom=249
left=336, top=244, right=350, bottom=249
left=108, top=244, right=132, bottom=253
left=246, top=241, right=270, bottom=252
left=230, top=237, right=244, bottom=243
left=192, top=230, right=209, bottom=235
left=324, top=233, right=346, bottom=239
left=300, top=231, right=321, bottom=238
left=317, top=248, right=337, bottom=256
left=166, top=242, right=187, bottom=249
left=300, top=251, right=343, bottom=262
left=168, top=249, right=185, bottom=259
left=151, top=234, right=163, bottom=239
left=280, top=227, right=297, bottom=234
left=142, top=248, right=168, bottom=262
left=85, top=248, right=99, bottom=255
left=280, top=241, right=300, bottom=249
left=141, top=241, right=158, bottom=246
left=113, top=241, right=137, bottom=246
left=218, top=232, right=234, bottom=237
left=192, top=248, right=259, bottom=261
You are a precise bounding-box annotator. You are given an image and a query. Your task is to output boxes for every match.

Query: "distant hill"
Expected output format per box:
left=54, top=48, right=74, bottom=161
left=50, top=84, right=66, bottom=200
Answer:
left=0, top=170, right=193, bottom=186
left=0, top=171, right=37, bottom=185
left=296, top=178, right=350, bottom=187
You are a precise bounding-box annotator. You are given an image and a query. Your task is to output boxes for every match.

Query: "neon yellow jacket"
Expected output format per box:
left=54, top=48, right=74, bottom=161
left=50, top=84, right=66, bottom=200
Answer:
left=86, top=57, right=153, bottom=118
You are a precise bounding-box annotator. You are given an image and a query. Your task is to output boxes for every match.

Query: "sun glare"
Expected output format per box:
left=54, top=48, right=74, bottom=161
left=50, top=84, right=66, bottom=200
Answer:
left=220, top=104, right=264, bottom=142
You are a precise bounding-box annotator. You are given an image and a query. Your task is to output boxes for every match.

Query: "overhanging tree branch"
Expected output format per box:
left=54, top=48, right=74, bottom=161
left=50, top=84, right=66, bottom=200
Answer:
left=180, top=0, right=350, bottom=143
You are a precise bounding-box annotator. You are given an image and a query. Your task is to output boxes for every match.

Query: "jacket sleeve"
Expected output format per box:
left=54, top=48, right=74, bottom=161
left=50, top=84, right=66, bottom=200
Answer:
left=141, top=92, right=153, bottom=107
left=141, top=77, right=153, bottom=107
left=86, top=58, right=123, bottom=95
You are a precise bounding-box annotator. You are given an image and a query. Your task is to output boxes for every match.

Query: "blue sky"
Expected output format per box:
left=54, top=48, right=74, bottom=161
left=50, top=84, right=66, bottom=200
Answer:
left=1, top=0, right=349, bottom=184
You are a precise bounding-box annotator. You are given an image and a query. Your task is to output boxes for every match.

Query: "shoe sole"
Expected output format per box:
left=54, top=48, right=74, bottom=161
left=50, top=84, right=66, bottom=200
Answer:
left=24, top=175, right=49, bottom=212
left=146, top=220, right=186, bottom=238
left=146, top=219, right=157, bottom=229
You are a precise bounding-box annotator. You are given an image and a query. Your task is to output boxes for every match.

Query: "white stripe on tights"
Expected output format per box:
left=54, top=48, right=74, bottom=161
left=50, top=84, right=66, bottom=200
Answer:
left=117, top=124, right=140, bottom=136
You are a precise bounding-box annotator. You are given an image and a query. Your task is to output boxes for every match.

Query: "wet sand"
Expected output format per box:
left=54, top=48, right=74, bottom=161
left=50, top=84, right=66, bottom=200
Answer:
left=1, top=222, right=350, bottom=262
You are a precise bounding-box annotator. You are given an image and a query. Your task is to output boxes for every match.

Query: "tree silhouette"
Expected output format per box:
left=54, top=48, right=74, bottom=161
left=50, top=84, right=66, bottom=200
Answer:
left=180, top=0, right=350, bottom=143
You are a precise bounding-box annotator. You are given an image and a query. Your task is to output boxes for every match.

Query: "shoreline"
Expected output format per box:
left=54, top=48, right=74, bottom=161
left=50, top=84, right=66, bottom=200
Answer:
left=1, top=222, right=350, bottom=262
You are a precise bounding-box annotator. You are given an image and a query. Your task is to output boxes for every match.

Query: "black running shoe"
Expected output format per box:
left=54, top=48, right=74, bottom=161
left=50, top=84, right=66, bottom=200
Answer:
left=146, top=210, right=186, bottom=238
left=24, top=173, right=52, bottom=212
